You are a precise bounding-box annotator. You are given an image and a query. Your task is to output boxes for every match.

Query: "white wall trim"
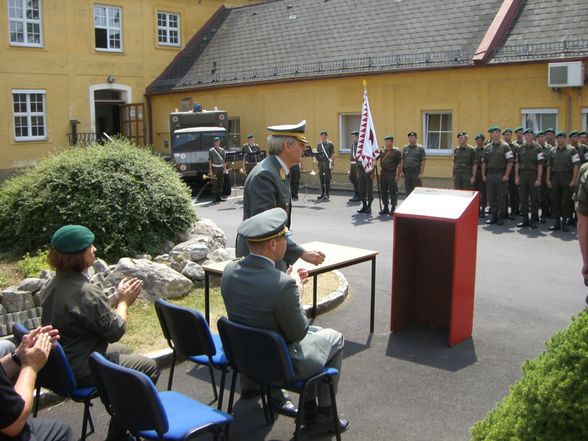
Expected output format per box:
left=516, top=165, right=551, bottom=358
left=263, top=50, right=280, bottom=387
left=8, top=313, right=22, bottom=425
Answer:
left=89, top=83, right=132, bottom=133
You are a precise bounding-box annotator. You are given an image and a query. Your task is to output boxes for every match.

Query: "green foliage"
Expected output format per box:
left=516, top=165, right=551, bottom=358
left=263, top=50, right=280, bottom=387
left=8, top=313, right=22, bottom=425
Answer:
left=471, top=309, right=588, bottom=441
left=0, top=139, right=196, bottom=262
left=0, top=272, right=6, bottom=288
left=17, top=250, right=49, bottom=278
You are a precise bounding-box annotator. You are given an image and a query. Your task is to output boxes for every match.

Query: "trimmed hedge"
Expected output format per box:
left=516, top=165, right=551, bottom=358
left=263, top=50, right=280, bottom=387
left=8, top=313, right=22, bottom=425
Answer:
left=0, top=139, right=196, bottom=261
left=471, top=308, right=588, bottom=441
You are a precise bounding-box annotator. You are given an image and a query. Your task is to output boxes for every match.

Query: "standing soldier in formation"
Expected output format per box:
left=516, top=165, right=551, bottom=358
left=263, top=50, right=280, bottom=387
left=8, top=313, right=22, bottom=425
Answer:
left=316, top=131, right=335, bottom=201
left=537, top=130, right=553, bottom=223
left=579, top=131, right=588, bottom=158
left=453, top=132, right=476, bottom=190
left=208, top=136, right=227, bottom=203
left=401, top=131, right=426, bottom=196
left=514, top=127, right=524, bottom=146
left=377, top=135, right=402, bottom=215
left=483, top=126, right=513, bottom=225
left=356, top=152, right=374, bottom=215
left=241, top=133, right=261, bottom=175
left=570, top=131, right=588, bottom=165
left=515, top=129, right=544, bottom=229
left=474, top=133, right=488, bottom=217
left=547, top=131, right=580, bottom=232
left=544, top=128, right=556, bottom=147
left=502, top=128, right=520, bottom=219
left=348, top=131, right=361, bottom=202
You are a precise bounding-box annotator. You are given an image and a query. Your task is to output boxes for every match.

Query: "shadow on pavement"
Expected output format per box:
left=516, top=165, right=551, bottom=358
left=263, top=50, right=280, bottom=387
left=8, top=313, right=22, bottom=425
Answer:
left=385, top=326, right=478, bottom=372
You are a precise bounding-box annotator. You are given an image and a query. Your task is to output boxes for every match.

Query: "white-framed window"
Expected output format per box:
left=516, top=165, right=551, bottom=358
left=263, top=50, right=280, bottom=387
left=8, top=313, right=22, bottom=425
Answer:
left=582, top=109, right=588, bottom=131
left=157, top=11, right=180, bottom=46
left=521, top=108, right=558, bottom=132
left=423, top=112, right=452, bottom=153
left=94, top=5, right=122, bottom=51
left=339, top=113, right=360, bottom=153
left=12, top=90, right=47, bottom=141
left=8, top=0, right=43, bottom=46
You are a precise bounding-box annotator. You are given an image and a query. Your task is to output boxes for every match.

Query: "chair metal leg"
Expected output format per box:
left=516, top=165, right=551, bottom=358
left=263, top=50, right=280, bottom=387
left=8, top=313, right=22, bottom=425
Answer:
left=80, top=400, right=93, bottom=441
left=327, top=378, right=341, bottom=441
left=87, top=402, right=95, bottom=433
left=217, top=368, right=227, bottom=410
left=293, top=386, right=308, bottom=441
left=167, top=350, right=176, bottom=391
left=33, top=385, right=41, bottom=417
left=260, top=387, right=270, bottom=424
left=208, top=364, right=219, bottom=401
left=266, top=388, right=275, bottom=423
left=227, top=371, right=238, bottom=414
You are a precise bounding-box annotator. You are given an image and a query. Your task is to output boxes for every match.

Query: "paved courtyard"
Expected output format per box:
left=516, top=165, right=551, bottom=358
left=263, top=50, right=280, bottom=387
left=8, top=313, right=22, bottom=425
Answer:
left=41, top=188, right=587, bottom=441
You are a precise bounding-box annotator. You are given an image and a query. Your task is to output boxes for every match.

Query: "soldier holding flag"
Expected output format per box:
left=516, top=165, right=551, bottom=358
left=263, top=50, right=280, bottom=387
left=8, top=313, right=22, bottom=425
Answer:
left=356, top=83, right=380, bottom=215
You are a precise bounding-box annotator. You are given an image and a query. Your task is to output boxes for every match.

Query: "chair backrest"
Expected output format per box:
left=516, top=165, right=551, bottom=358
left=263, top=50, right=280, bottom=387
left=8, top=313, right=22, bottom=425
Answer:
left=154, top=298, right=216, bottom=358
left=89, top=352, right=169, bottom=436
left=217, top=317, right=295, bottom=388
left=11, top=323, right=77, bottom=395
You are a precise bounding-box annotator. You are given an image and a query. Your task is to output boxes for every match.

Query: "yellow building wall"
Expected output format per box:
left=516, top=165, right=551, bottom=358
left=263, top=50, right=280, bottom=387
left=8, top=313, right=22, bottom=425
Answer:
left=0, top=0, right=258, bottom=177
left=149, top=61, right=588, bottom=182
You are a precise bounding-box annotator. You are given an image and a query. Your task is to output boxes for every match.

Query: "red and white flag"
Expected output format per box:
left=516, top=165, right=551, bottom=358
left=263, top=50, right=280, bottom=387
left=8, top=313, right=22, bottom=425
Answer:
left=356, top=85, right=380, bottom=173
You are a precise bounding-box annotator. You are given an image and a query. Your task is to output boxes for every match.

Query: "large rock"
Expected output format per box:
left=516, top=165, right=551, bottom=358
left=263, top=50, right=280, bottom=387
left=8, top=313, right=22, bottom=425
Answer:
left=105, top=258, right=193, bottom=301
left=17, top=278, right=45, bottom=293
left=93, top=259, right=110, bottom=274
left=1, top=287, right=35, bottom=313
left=171, top=238, right=209, bottom=262
left=181, top=262, right=205, bottom=282
left=158, top=240, right=175, bottom=255
left=206, top=248, right=235, bottom=263
left=189, top=219, right=227, bottom=250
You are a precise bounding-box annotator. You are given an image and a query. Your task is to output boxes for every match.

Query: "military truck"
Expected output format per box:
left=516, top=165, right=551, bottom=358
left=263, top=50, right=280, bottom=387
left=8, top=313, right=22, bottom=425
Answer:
left=169, top=106, right=229, bottom=182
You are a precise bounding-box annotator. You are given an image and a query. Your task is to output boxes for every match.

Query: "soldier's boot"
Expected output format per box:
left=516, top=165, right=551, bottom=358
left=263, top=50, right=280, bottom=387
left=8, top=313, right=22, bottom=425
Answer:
left=349, top=192, right=361, bottom=202
left=379, top=205, right=389, bottom=215
left=325, top=182, right=330, bottom=200
left=562, top=220, right=570, bottom=232
left=479, top=207, right=486, bottom=218
left=549, top=218, right=561, bottom=231
left=517, top=215, right=530, bottom=228
left=529, top=214, right=538, bottom=229
left=496, top=212, right=504, bottom=226
left=365, top=200, right=373, bottom=214
left=390, top=205, right=396, bottom=216
left=317, top=186, right=325, bottom=201
left=485, top=213, right=498, bottom=225
left=540, top=214, right=546, bottom=223
left=357, top=201, right=368, bottom=213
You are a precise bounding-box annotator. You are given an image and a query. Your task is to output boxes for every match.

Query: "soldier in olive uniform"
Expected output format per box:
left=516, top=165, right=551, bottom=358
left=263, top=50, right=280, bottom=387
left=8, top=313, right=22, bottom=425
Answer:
left=473, top=133, right=487, bottom=217
left=401, top=131, right=426, bottom=196
left=348, top=131, right=360, bottom=202
left=545, top=128, right=556, bottom=147
left=377, top=135, right=402, bottom=215
left=515, top=129, right=544, bottom=228
left=514, top=127, right=524, bottom=146
left=241, top=134, right=261, bottom=176
left=453, top=132, right=476, bottom=190
left=537, top=131, right=553, bottom=223
left=482, top=126, right=514, bottom=225
left=316, top=131, right=335, bottom=201
left=208, top=136, right=227, bottom=203
left=547, top=131, right=580, bottom=232
left=579, top=131, right=588, bottom=157
left=503, top=128, right=520, bottom=219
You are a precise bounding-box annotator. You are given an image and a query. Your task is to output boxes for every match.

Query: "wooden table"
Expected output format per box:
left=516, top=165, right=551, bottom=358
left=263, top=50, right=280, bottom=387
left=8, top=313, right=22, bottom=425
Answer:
left=202, top=241, right=379, bottom=333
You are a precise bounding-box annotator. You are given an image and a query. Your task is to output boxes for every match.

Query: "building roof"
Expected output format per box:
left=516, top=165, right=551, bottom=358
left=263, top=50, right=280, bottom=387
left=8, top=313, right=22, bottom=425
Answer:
left=147, top=0, right=588, bottom=94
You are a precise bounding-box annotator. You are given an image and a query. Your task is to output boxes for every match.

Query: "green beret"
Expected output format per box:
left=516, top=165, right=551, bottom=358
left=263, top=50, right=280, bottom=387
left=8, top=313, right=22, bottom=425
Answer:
left=515, top=127, right=524, bottom=133
left=51, top=225, right=95, bottom=254
left=457, top=131, right=467, bottom=138
left=537, top=131, right=545, bottom=136
left=384, top=135, right=394, bottom=141
left=569, top=131, right=579, bottom=137
left=407, top=131, right=417, bottom=137
left=579, top=131, right=587, bottom=136
left=213, top=136, right=220, bottom=142
left=556, top=131, right=567, bottom=138
left=320, top=131, right=328, bottom=136
left=523, top=128, right=534, bottom=135
left=544, top=128, right=555, bottom=134
left=502, top=128, right=512, bottom=135
left=488, top=126, right=500, bottom=133
left=238, top=208, right=289, bottom=242
left=247, top=133, right=254, bottom=139
left=475, top=133, right=485, bottom=140
left=350, top=131, right=359, bottom=136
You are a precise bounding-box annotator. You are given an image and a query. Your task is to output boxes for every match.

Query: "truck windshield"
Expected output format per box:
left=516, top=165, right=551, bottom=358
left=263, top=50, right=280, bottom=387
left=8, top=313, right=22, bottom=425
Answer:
left=174, top=131, right=227, bottom=152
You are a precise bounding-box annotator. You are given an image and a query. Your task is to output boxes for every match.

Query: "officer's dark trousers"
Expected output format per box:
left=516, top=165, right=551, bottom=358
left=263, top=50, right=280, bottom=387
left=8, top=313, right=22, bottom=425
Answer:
left=474, top=172, right=487, bottom=209
left=380, top=169, right=398, bottom=207
left=318, top=160, right=331, bottom=195
left=245, top=163, right=256, bottom=175
left=357, top=167, right=373, bottom=202
left=211, top=166, right=224, bottom=195
left=349, top=162, right=360, bottom=195
left=487, top=172, right=507, bottom=218
left=508, top=169, right=519, bottom=214
left=551, top=171, right=573, bottom=219
left=290, top=164, right=300, bottom=197
left=403, top=169, right=422, bottom=196
left=518, top=170, right=539, bottom=217
left=454, top=171, right=472, bottom=190
left=540, top=171, right=551, bottom=216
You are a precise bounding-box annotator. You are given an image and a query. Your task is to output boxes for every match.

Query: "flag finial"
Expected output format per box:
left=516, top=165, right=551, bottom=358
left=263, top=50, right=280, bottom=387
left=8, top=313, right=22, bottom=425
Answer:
left=363, top=79, right=367, bottom=88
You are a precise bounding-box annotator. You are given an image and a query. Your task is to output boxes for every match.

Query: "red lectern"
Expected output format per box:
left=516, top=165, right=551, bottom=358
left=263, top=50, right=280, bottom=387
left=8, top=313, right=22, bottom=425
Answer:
left=390, top=188, right=479, bottom=346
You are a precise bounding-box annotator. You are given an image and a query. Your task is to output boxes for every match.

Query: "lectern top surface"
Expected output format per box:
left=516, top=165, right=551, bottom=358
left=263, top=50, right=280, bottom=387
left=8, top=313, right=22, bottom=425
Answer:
left=394, top=187, right=478, bottom=220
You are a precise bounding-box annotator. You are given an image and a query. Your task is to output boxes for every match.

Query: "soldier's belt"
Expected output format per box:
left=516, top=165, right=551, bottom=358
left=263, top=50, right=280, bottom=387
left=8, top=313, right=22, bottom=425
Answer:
left=212, top=164, right=224, bottom=168
left=350, top=161, right=357, bottom=164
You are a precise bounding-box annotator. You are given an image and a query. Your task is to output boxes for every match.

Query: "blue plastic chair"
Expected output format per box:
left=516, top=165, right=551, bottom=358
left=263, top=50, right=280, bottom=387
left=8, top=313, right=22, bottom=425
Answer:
left=154, top=299, right=228, bottom=409
left=89, top=352, right=233, bottom=441
left=217, top=317, right=342, bottom=441
left=12, top=323, right=97, bottom=441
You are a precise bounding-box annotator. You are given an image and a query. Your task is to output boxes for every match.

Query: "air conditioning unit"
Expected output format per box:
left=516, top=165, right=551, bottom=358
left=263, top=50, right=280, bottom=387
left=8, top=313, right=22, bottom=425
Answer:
left=548, top=61, right=585, bottom=88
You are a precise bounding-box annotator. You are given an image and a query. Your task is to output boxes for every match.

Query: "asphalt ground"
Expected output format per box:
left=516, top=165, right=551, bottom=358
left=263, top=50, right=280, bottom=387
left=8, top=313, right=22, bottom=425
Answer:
left=41, top=187, right=587, bottom=441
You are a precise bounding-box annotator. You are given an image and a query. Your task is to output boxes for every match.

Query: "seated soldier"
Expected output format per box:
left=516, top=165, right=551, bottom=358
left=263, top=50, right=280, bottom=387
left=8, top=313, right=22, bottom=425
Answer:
left=221, top=208, right=349, bottom=433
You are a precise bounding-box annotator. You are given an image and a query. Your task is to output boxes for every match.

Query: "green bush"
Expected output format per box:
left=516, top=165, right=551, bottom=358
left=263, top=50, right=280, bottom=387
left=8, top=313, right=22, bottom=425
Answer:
left=0, top=272, right=6, bottom=288
left=471, top=308, right=588, bottom=441
left=18, top=250, right=49, bottom=278
left=0, top=139, right=196, bottom=262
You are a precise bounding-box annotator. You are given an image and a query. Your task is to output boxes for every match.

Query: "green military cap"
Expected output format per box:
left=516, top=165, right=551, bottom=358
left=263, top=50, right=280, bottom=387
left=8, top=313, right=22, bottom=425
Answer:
left=247, top=133, right=255, bottom=139
left=537, top=131, right=545, bottom=136
left=488, top=125, right=500, bottom=133
left=238, top=208, right=289, bottom=242
left=267, top=120, right=308, bottom=144
left=569, top=131, right=579, bottom=137
left=475, top=133, right=485, bottom=140
left=213, top=136, right=220, bottom=142
left=556, top=131, right=567, bottom=138
left=320, top=130, right=328, bottom=136
left=544, top=128, right=555, bottom=134
left=384, top=135, right=394, bottom=141
left=457, top=131, right=467, bottom=138
left=351, top=130, right=359, bottom=136
left=579, top=131, right=587, bottom=136
left=523, top=128, right=535, bottom=135
left=502, top=128, right=513, bottom=135
left=515, top=127, right=524, bottom=133
left=51, top=225, right=95, bottom=254
left=407, top=131, right=417, bottom=137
